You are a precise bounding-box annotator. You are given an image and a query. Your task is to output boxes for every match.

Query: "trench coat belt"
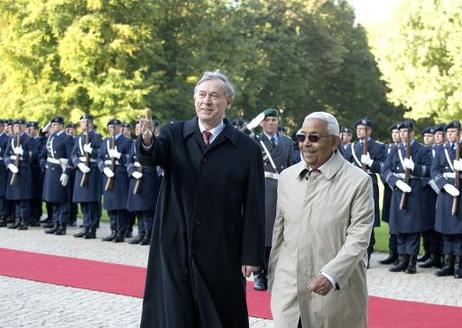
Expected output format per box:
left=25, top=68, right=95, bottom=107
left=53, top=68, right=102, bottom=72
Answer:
left=47, top=158, right=68, bottom=165
left=443, top=172, right=461, bottom=179
left=79, top=156, right=97, bottom=163
left=393, top=172, right=417, bottom=179
left=10, top=155, right=23, bottom=161
left=264, top=171, right=280, bottom=180
left=104, top=159, right=121, bottom=166
left=134, top=162, right=141, bottom=168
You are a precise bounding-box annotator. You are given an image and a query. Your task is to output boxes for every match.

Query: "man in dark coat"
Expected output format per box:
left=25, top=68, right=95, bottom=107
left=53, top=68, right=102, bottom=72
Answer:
left=138, top=71, right=265, bottom=328
left=0, top=119, right=9, bottom=227
left=72, top=114, right=103, bottom=239
left=252, top=108, right=293, bottom=291
left=27, top=121, right=45, bottom=227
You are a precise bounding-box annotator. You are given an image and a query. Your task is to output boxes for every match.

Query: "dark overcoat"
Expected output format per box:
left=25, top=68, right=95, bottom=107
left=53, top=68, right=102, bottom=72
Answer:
left=381, top=141, right=431, bottom=234
left=0, top=133, right=9, bottom=197
left=42, top=131, right=74, bottom=203
left=29, top=136, right=46, bottom=200
left=421, top=144, right=440, bottom=230
left=431, top=142, right=462, bottom=234
left=5, top=133, right=35, bottom=200
left=344, top=138, right=386, bottom=227
left=98, top=134, right=131, bottom=211
left=126, top=143, right=162, bottom=212
left=138, top=118, right=265, bottom=328
left=254, top=133, right=293, bottom=247
left=72, top=131, right=103, bottom=203
left=380, top=143, right=397, bottom=223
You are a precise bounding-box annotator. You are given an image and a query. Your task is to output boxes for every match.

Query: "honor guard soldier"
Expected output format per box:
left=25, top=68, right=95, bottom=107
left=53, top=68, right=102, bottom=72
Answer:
left=0, top=120, right=8, bottom=227
left=434, top=124, right=446, bottom=145
left=344, top=118, right=386, bottom=265
left=5, top=119, right=35, bottom=230
left=72, top=114, right=103, bottom=239
left=65, top=123, right=78, bottom=226
left=380, top=123, right=401, bottom=265
left=339, top=127, right=353, bottom=153
left=418, top=126, right=442, bottom=268
left=252, top=108, right=294, bottom=291
left=430, top=120, right=462, bottom=278
left=41, top=116, right=75, bottom=235
left=381, top=120, right=431, bottom=274
left=126, top=121, right=163, bottom=245
left=99, top=118, right=132, bottom=242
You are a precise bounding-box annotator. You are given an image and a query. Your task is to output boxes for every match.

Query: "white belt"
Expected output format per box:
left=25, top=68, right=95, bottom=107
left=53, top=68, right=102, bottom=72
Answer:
left=443, top=172, right=460, bottom=179
left=79, top=156, right=97, bottom=163
left=104, top=160, right=121, bottom=166
left=393, top=173, right=417, bottom=179
left=47, top=158, right=68, bottom=165
left=0, top=157, right=3, bottom=160
left=264, top=171, right=280, bottom=180
left=10, top=155, right=21, bottom=161
left=134, top=162, right=141, bottom=168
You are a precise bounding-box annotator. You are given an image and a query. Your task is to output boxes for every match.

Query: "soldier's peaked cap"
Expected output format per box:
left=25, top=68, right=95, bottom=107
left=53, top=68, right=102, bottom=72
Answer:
left=107, top=118, right=122, bottom=126
left=263, top=108, right=278, bottom=118
left=340, top=127, right=352, bottom=133
left=445, top=120, right=461, bottom=131
left=80, top=114, right=94, bottom=121
left=422, top=126, right=435, bottom=135
left=27, top=121, right=39, bottom=128
left=14, top=119, right=27, bottom=125
left=433, top=124, right=445, bottom=132
left=355, top=118, right=373, bottom=128
left=397, top=120, right=415, bottom=130
left=50, top=116, right=64, bottom=124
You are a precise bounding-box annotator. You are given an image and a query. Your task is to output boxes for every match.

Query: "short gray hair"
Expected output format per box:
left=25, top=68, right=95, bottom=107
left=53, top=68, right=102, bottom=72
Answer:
left=194, top=71, right=235, bottom=102
left=303, top=112, right=339, bottom=136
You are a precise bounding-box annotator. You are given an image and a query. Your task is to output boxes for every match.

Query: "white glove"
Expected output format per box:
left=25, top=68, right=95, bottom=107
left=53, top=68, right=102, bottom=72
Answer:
left=132, top=171, right=143, bottom=179
left=13, top=146, right=24, bottom=156
left=246, top=112, right=265, bottom=130
left=59, top=173, right=69, bottom=187
left=108, top=148, right=121, bottom=159
left=77, top=163, right=90, bottom=174
left=83, top=143, right=93, bottom=154
left=7, top=163, right=18, bottom=174
left=103, top=167, right=115, bottom=178
left=396, top=180, right=412, bottom=193
left=444, top=184, right=460, bottom=197
left=454, top=159, right=462, bottom=172
left=360, top=153, right=373, bottom=167
left=403, top=158, right=415, bottom=171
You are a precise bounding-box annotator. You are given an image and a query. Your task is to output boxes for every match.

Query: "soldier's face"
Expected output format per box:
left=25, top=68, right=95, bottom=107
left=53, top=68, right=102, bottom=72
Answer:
left=423, top=133, right=434, bottom=145
left=299, top=118, right=339, bottom=168
left=261, top=117, right=278, bottom=135
left=399, top=128, right=414, bottom=142
left=108, top=124, right=121, bottom=135
left=434, top=131, right=444, bottom=144
left=51, top=122, right=63, bottom=134
left=391, top=129, right=400, bottom=143
left=80, top=119, right=92, bottom=132
left=341, top=132, right=352, bottom=144
left=194, top=79, right=231, bottom=128
left=356, top=125, right=370, bottom=139
left=447, top=128, right=459, bottom=143
left=13, top=124, right=20, bottom=134
left=0, top=124, right=4, bottom=133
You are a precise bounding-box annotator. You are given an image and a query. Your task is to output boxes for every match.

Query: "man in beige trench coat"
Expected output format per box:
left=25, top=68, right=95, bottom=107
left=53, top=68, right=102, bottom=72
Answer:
left=268, top=112, right=374, bottom=328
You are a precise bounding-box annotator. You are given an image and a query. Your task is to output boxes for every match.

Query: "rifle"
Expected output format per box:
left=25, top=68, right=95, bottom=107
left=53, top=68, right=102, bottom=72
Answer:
left=452, top=137, right=460, bottom=216
left=399, top=133, right=411, bottom=210
left=9, top=133, right=20, bottom=186
left=104, top=133, right=116, bottom=191
left=80, top=129, right=90, bottom=187
left=361, top=128, right=369, bottom=171
left=133, top=108, right=152, bottom=194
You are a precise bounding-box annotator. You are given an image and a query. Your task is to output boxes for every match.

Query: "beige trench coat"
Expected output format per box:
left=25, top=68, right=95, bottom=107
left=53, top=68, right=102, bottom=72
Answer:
left=268, top=151, right=374, bottom=328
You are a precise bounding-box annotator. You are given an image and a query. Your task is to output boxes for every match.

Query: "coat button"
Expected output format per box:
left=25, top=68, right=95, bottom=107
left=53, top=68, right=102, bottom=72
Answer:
left=194, top=219, right=200, bottom=225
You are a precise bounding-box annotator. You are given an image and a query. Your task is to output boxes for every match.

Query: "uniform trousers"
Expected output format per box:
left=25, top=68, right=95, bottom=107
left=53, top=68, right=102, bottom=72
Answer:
left=81, top=202, right=100, bottom=228
left=389, top=233, right=398, bottom=253
left=30, top=199, right=42, bottom=221
left=108, top=210, right=128, bottom=235
left=442, top=234, right=462, bottom=256
left=397, top=233, right=420, bottom=255
left=422, top=230, right=442, bottom=254
left=51, top=202, right=70, bottom=226
left=14, top=200, right=30, bottom=220
left=0, top=196, right=7, bottom=218
left=133, top=210, right=155, bottom=235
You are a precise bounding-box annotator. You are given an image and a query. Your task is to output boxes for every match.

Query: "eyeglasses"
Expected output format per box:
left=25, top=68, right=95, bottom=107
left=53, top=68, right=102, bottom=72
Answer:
left=295, top=133, right=335, bottom=143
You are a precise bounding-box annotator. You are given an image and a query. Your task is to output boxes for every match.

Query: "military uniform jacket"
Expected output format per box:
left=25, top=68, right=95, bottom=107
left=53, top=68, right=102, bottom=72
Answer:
left=0, top=133, right=9, bottom=197
left=345, top=138, right=386, bottom=227
left=126, top=142, right=162, bottom=212
left=98, top=134, right=131, bottom=211
left=255, top=133, right=293, bottom=247
left=4, top=133, right=35, bottom=200
left=29, top=136, right=46, bottom=201
left=41, top=130, right=74, bottom=203
left=381, top=143, right=398, bottom=223
left=431, top=142, right=462, bottom=235
left=72, top=131, right=103, bottom=203
left=381, top=141, right=431, bottom=233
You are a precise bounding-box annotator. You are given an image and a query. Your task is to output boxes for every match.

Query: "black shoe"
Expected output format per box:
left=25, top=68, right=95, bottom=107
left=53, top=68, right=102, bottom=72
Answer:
left=124, top=230, right=133, bottom=238
left=435, top=255, right=454, bottom=277
left=417, top=252, right=430, bottom=263
left=455, top=257, right=462, bottom=279
left=42, top=222, right=54, bottom=229
left=390, top=255, right=409, bottom=272
left=0, top=217, right=7, bottom=227
left=379, top=252, right=398, bottom=265
left=113, top=235, right=125, bottom=243
left=102, top=231, right=116, bottom=242
left=45, top=224, right=59, bottom=234
left=29, top=220, right=41, bottom=227
left=8, top=220, right=21, bottom=229
left=140, top=233, right=151, bottom=245
left=419, top=254, right=442, bottom=268
left=74, top=228, right=89, bottom=238
left=129, top=234, right=144, bottom=244
left=405, top=255, right=417, bottom=274
left=55, top=225, right=67, bottom=235
left=253, top=273, right=268, bottom=291
left=18, top=224, right=28, bottom=230
left=84, top=229, right=96, bottom=239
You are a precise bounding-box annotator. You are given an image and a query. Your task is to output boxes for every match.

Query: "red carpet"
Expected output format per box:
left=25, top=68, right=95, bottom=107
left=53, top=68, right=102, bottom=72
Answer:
left=1, top=247, right=461, bottom=327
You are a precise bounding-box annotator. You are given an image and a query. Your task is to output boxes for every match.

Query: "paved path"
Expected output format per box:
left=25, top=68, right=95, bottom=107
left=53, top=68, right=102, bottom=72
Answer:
left=0, top=222, right=461, bottom=327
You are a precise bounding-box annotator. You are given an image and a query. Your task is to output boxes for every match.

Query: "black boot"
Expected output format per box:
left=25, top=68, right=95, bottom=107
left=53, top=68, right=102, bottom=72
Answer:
left=84, top=228, right=96, bottom=239
left=405, top=255, right=417, bottom=274
left=42, top=221, right=54, bottom=229
left=0, top=217, right=7, bottom=227
left=380, top=250, right=398, bottom=265
left=73, top=227, right=89, bottom=238
left=390, top=255, right=409, bottom=272
left=102, top=231, right=116, bottom=242
left=417, top=252, right=430, bottom=263
left=55, top=224, right=67, bottom=235
left=140, top=232, right=151, bottom=245
left=29, top=218, right=41, bottom=227
left=8, top=218, right=21, bottom=229
left=129, top=233, right=144, bottom=245
left=17, top=217, right=29, bottom=230
left=419, top=253, right=442, bottom=268
left=45, top=224, right=59, bottom=234
left=113, top=233, right=125, bottom=243
left=435, top=255, right=454, bottom=276
left=454, top=256, right=462, bottom=279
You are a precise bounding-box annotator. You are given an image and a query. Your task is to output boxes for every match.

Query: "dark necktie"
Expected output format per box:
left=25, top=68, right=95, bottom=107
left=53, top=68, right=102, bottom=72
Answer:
left=202, top=130, right=212, bottom=146
left=271, top=136, right=276, bottom=148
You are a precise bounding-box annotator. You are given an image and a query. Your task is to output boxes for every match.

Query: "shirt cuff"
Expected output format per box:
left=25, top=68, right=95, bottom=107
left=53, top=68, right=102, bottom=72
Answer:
left=320, top=272, right=336, bottom=290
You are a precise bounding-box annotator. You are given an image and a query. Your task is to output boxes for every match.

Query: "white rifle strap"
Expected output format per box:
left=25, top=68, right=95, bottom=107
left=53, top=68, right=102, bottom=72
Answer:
left=444, top=148, right=455, bottom=173
left=50, top=136, right=55, bottom=159
left=351, top=143, right=362, bottom=167
left=398, top=147, right=410, bottom=170
left=259, top=140, right=278, bottom=173
left=79, top=136, right=84, bottom=156
left=106, top=139, right=111, bottom=156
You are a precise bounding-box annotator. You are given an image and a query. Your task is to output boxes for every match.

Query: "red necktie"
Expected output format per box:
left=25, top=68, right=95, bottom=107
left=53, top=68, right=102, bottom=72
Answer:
left=202, top=130, right=212, bottom=146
